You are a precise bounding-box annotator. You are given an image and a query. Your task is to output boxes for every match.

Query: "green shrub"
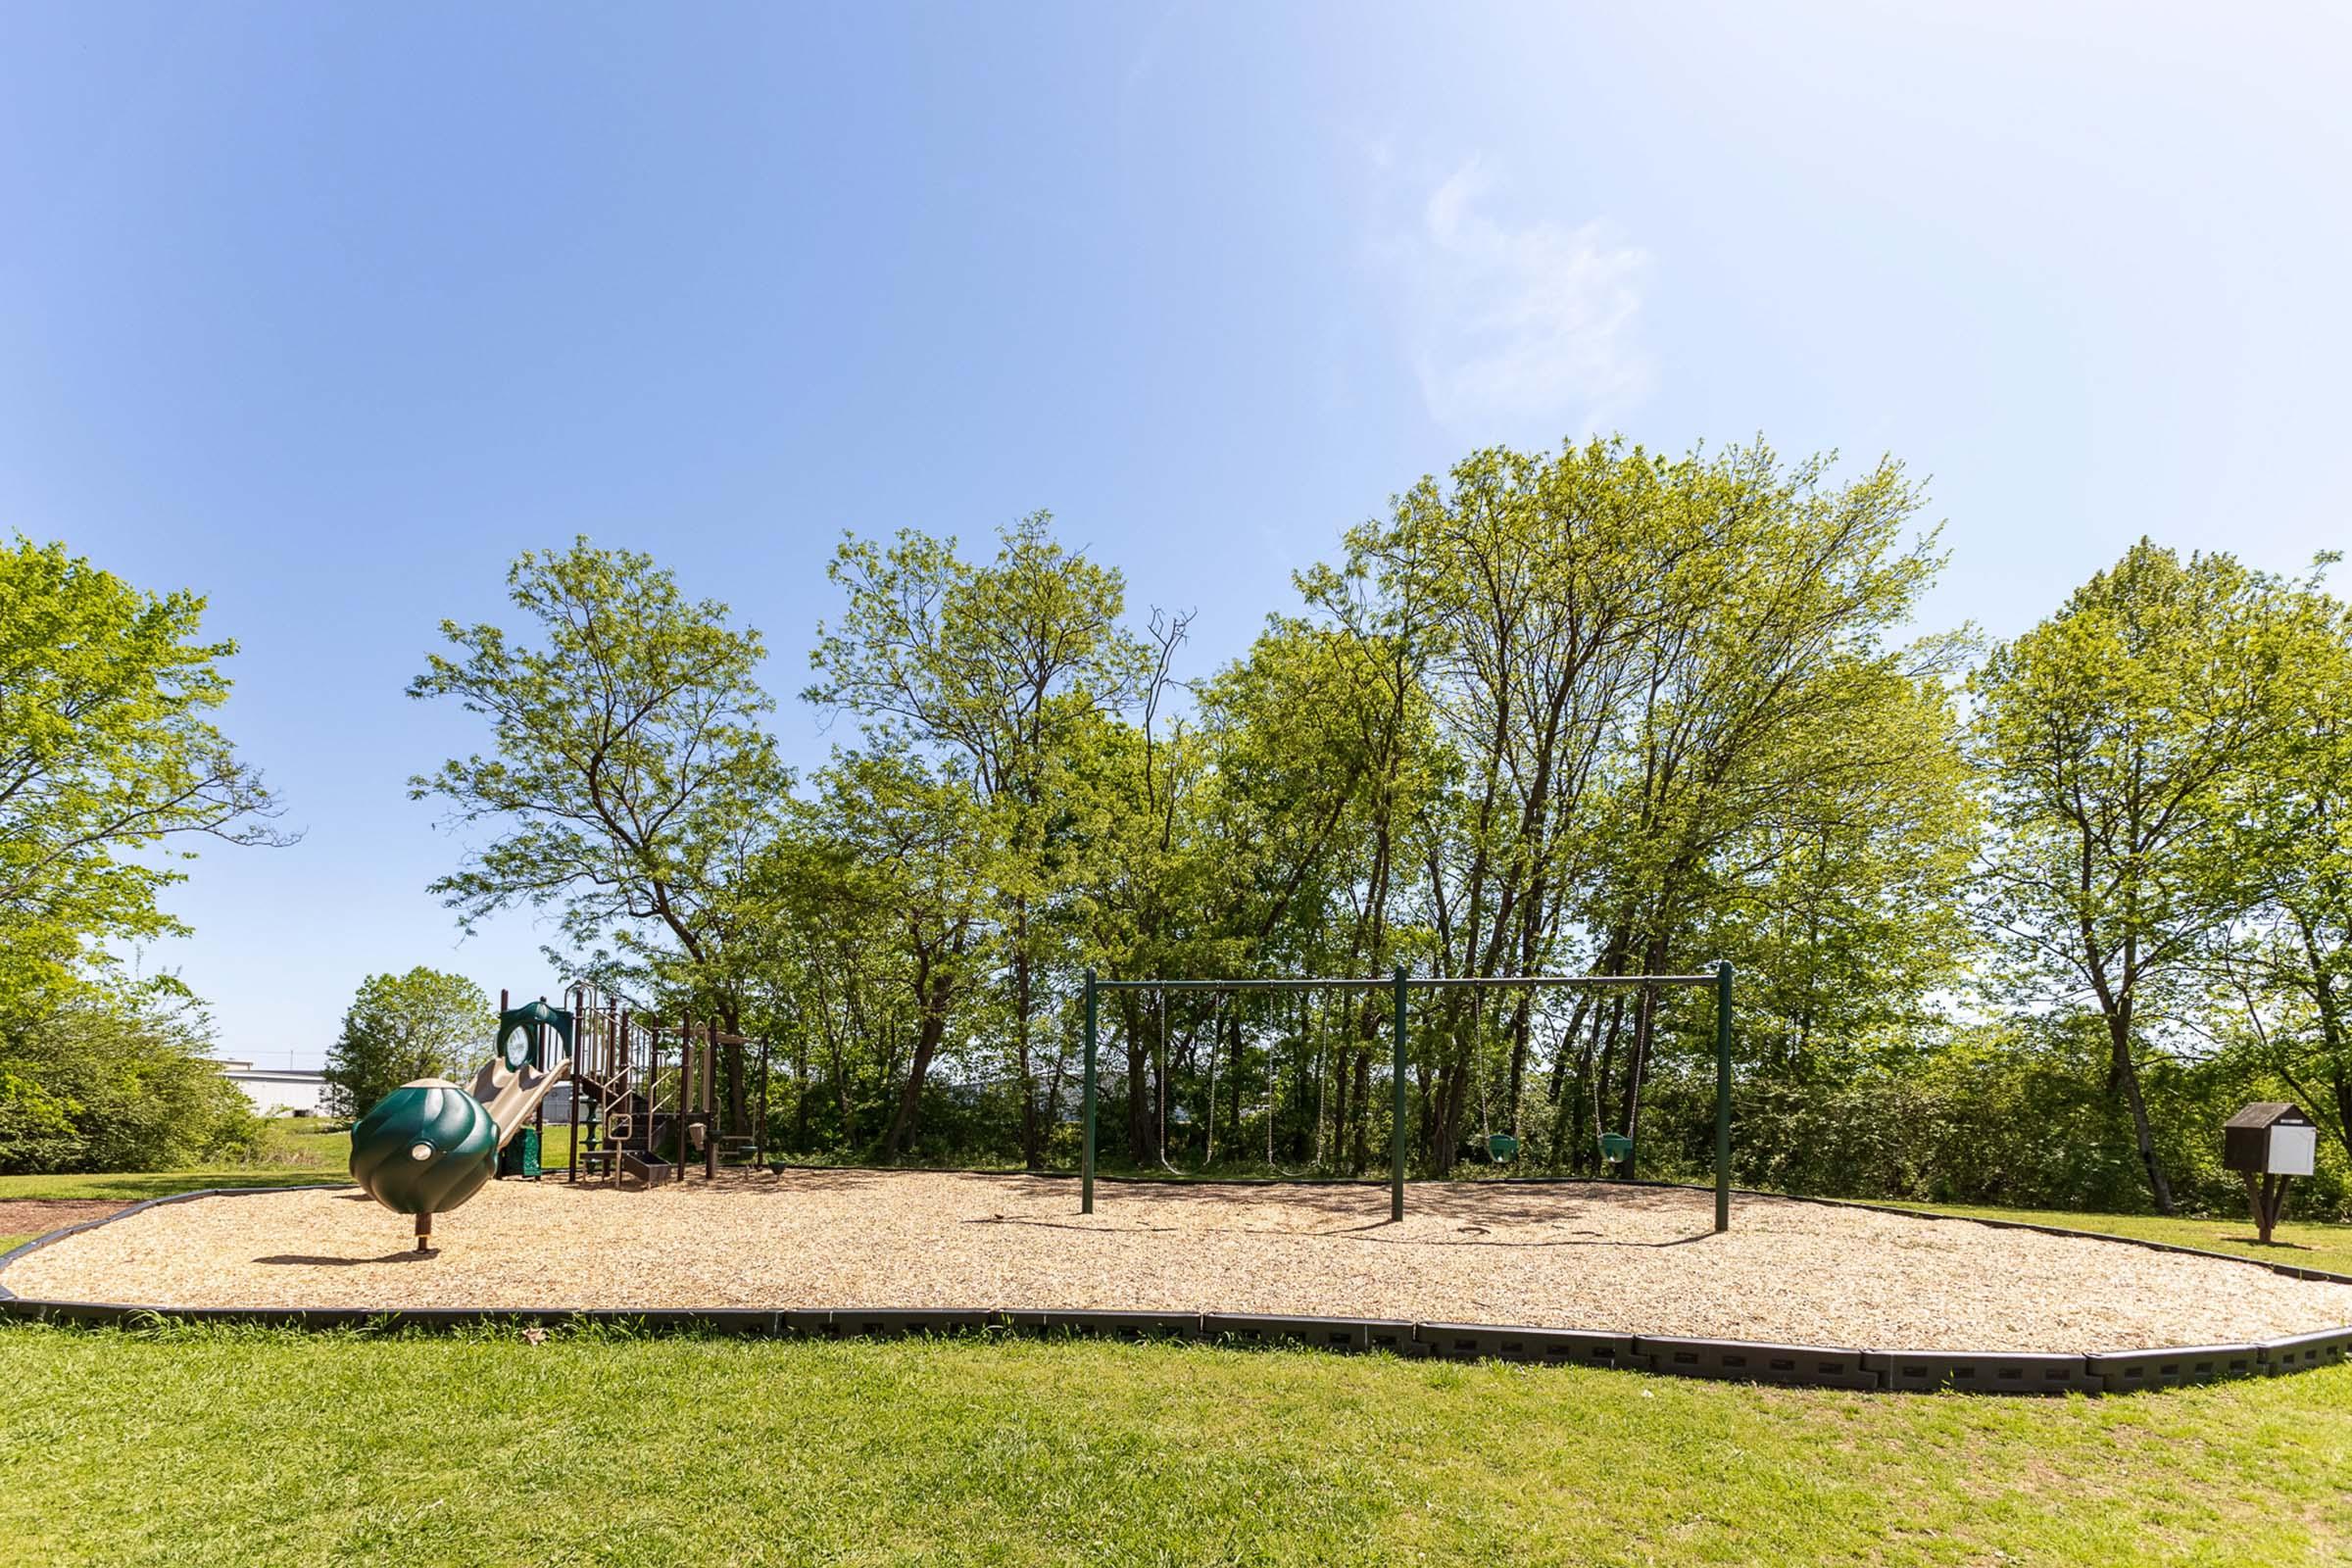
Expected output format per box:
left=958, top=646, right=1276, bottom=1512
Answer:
left=1641, top=1013, right=2352, bottom=1220
left=0, top=996, right=261, bottom=1174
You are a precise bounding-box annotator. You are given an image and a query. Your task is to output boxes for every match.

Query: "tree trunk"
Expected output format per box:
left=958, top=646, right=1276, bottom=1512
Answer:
left=1014, top=934, right=1040, bottom=1170
left=793, top=1028, right=809, bottom=1150
left=2106, top=1010, right=2175, bottom=1214
left=881, top=961, right=955, bottom=1163
left=719, top=998, right=750, bottom=1137
left=1348, top=1048, right=1372, bottom=1175
left=2332, top=1064, right=2352, bottom=1171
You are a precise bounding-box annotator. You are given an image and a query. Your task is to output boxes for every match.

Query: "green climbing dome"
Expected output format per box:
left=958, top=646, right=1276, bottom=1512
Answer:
left=349, top=1079, right=499, bottom=1217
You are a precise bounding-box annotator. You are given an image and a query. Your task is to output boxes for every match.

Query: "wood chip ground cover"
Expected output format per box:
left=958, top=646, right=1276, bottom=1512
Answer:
left=9, top=1171, right=2349, bottom=1352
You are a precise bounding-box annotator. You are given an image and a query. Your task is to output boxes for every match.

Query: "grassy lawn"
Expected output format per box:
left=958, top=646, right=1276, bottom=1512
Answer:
left=0, top=1118, right=353, bottom=1205
left=6, top=1178, right=2352, bottom=1563
left=0, top=1324, right=2344, bottom=1567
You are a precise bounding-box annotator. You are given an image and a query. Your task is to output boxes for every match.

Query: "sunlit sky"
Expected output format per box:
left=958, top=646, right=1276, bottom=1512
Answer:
left=3, top=3, right=2345, bottom=1063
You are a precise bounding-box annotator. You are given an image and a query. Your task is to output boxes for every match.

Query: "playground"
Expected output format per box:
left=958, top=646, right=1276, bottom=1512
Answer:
left=11, top=974, right=2352, bottom=1392
left=12, top=1169, right=2352, bottom=1360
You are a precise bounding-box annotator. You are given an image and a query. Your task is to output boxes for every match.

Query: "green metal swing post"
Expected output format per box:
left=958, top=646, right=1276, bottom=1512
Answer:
left=1082, top=969, right=1098, bottom=1215
left=1078, top=964, right=1731, bottom=1232
left=1391, top=966, right=1407, bottom=1223
left=1714, top=959, right=1733, bottom=1234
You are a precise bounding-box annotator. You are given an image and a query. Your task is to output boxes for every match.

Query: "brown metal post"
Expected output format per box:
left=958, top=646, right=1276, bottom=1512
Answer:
left=679, top=1013, right=694, bottom=1167
left=705, top=1022, right=719, bottom=1180
left=757, top=1039, right=769, bottom=1170
left=567, top=1041, right=580, bottom=1182
left=416, top=1211, right=433, bottom=1252
left=618, top=1005, right=632, bottom=1173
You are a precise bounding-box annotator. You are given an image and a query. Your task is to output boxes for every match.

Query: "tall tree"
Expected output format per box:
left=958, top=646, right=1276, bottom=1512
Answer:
left=806, top=514, right=1150, bottom=1167
left=0, top=537, right=287, bottom=1010
left=1972, top=542, right=2308, bottom=1212
left=1308, top=441, right=1956, bottom=1174
left=2215, top=566, right=2352, bottom=1157
left=809, top=749, right=989, bottom=1162
left=1573, top=447, right=1954, bottom=1172
left=321, top=967, right=496, bottom=1116
left=408, top=538, right=787, bottom=1124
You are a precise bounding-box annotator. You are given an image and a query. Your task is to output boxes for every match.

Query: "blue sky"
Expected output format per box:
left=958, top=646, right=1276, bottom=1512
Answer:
left=3, top=3, right=2345, bottom=1063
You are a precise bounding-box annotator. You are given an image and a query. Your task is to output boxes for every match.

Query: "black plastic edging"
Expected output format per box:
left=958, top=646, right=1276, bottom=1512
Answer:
left=1862, top=1348, right=2104, bottom=1396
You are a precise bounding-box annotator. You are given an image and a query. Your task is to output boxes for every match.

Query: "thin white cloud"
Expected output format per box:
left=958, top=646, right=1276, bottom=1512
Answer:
left=1398, top=161, right=1654, bottom=438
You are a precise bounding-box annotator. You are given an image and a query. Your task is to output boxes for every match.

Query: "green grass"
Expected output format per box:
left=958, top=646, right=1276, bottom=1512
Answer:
left=0, top=1165, right=343, bottom=1202
left=0, top=1118, right=352, bottom=1203
left=0, top=1324, right=2347, bottom=1567
left=6, top=1175, right=2352, bottom=1562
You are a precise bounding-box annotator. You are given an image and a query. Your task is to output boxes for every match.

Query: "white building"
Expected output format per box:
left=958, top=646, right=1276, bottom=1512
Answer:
left=216, top=1059, right=332, bottom=1118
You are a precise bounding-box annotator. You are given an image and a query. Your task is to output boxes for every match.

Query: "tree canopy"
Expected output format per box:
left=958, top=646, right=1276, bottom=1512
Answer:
left=389, top=444, right=2350, bottom=1217
left=0, top=537, right=287, bottom=1011
left=320, top=967, right=497, bottom=1117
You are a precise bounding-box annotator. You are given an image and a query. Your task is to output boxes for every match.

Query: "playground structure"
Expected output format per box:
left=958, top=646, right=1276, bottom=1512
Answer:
left=347, top=982, right=774, bottom=1250
left=1078, top=963, right=1737, bottom=1227
left=560, top=981, right=773, bottom=1190
left=12, top=1170, right=2352, bottom=1396
left=13, top=958, right=2352, bottom=1395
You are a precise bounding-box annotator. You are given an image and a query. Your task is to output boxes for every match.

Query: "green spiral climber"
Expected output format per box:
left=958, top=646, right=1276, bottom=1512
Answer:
left=349, top=1080, right=499, bottom=1230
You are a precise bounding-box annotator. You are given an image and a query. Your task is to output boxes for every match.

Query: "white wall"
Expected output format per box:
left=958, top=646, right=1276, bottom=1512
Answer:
left=224, top=1069, right=331, bottom=1118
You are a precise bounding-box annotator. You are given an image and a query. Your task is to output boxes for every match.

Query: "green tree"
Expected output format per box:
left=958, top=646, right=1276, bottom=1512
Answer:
left=806, top=514, right=1151, bottom=1167
left=1308, top=440, right=1960, bottom=1175
left=2212, top=565, right=2352, bottom=1159
left=1971, top=542, right=2310, bottom=1212
left=807, top=749, right=990, bottom=1161
left=0, top=993, right=259, bottom=1174
left=408, top=539, right=788, bottom=1124
left=0, top=537, right=287, bottom=1010
left=320, top=967, right=496, bottom=1116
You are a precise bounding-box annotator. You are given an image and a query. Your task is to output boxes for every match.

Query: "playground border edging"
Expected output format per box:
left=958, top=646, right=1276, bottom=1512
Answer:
left=4, top=1181, right=2351, bottom=1396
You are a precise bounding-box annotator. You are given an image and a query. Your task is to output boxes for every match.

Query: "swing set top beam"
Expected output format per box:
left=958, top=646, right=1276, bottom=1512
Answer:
left=1087, top=971, right=1720, bottom=993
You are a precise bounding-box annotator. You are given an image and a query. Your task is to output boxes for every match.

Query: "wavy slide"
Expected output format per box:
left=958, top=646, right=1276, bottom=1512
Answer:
left=466, top=1051, right=572, bottom=1149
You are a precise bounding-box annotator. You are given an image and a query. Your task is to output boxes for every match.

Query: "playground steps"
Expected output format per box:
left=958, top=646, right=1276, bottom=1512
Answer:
left=616, top=1152, right=677, bottom=1188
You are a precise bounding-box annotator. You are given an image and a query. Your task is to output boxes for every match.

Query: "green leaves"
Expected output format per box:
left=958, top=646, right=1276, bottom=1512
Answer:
left=321, top=968, right=496, bottom=1117
left=1972, top=542, right=2310, bottom=999
left=407, top=538, right=787, bottom=980
left=0, top=994, right=257, bottom=1174
left=1968, top=541, right=2340, bottom=1208
left=0, top=537, right=287, bottom=1012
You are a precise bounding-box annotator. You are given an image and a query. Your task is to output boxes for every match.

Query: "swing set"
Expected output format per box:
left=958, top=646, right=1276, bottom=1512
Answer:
left=1132, top=985, right=1348, bottom=1179
left=1079, top=963, right=1737, bottom=1231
